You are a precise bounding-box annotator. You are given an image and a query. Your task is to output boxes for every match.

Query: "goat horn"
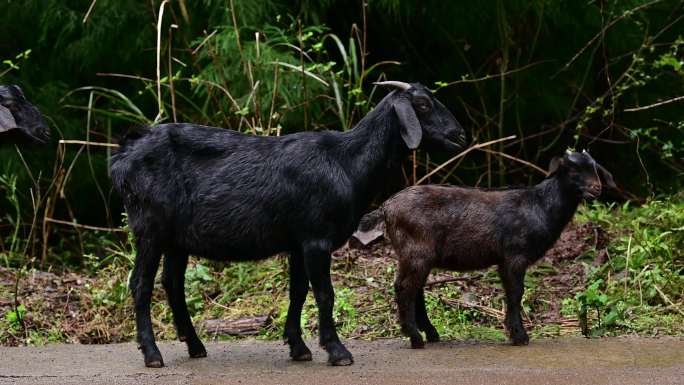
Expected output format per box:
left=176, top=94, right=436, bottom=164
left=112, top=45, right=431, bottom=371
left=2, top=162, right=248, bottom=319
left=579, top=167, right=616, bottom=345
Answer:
left=373, top=81, right=411, bottom=91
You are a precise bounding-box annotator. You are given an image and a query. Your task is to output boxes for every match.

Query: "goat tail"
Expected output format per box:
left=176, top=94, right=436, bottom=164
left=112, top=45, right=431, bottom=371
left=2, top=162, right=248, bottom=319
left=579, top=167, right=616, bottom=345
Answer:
left=117, top=125, right=152, bottom=149
left=110, top=126, right=152, bottom=202
left=352, top=207, right=386, bottom=246
left=110, top=125, right=153, bottom=195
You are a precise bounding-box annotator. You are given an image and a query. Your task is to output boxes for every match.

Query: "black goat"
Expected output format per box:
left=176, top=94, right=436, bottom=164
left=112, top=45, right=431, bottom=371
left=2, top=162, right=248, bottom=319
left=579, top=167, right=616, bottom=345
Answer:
left=110, top=81, right=466, bottom=367
left=354, top=151, right=615, bottom=348
left=0, top=85, right=49, bottom=145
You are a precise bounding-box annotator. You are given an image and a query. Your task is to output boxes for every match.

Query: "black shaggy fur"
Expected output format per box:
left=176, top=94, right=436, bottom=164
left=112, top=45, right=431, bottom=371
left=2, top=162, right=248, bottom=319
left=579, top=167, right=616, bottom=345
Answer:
left=0, top=85, right=49, bottom=145
left=354, top=151, right=616, bottom=349
left=110, top=82, right=466, bottom=367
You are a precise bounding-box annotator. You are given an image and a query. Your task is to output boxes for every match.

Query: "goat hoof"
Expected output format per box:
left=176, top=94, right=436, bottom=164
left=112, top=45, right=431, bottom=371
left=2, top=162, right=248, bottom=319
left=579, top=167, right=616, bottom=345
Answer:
left=511, top=334, right=529, bottom=346
left=290, top=344, right=313, bottom=361
left=292, top=352, right=313, bottom=361
left=144, top=353, right=165, bottom=368
left=189, top=345, right=207, bottom=358
left=145, top=359, right=164, bottom=368
left=142, top=346, right=164, bottom=368
left=424, top=326, right=439, bottom=342
left=326, top=343, right=354, bottom=366
left=425, top=330, right=440, bottom=343
left=410, top=337, right=425, bottom=349
left=330, top=356, right=354, bottom=366
left=189, top=350, right=207, bottom=358
left=328, top=352, right=354, bottom=366
left=187, top=338, right=207, bottom=358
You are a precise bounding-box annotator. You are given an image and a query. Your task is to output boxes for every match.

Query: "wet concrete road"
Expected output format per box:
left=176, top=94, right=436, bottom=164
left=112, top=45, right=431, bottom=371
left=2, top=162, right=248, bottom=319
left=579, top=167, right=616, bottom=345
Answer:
left=0, top=337, right=681, bottom=384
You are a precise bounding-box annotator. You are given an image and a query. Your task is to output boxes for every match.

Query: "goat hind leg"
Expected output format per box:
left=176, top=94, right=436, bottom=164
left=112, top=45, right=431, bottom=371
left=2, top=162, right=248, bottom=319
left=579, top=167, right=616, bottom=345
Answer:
left=162, top=252, right=206, bottom=358
left=302, top=241, right=353, bottom=366
left=395, top=262, right=429, bottom=349
left=283, top=252, right=312, bottom=361
left=132, top=239, right=164, bottom=367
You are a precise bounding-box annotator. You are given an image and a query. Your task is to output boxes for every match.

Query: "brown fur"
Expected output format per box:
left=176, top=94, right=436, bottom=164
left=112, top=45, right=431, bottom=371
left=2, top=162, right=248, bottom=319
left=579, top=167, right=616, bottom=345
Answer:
left=354, top=151, right=616, bottom=349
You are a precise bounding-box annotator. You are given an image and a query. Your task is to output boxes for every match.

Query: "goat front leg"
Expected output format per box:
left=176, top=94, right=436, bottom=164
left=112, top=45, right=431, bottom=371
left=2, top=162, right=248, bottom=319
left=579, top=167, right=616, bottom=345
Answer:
left=395, top=259, right=430, bottom=349
left=131, top=239, right=164, bottom=367
left=498, top=259, right=529, bottom=346
left=162, top=252, right=206, bottom=358
left=415, top=288, right=439, bottom=343
left=283, top=252, right=312, bottom=361
left=302, top=241, right=353, bottom=366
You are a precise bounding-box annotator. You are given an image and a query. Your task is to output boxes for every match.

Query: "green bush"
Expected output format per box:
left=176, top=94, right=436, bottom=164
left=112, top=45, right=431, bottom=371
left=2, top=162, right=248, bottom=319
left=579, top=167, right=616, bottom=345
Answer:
left=568, top=198, right=684, bottom=336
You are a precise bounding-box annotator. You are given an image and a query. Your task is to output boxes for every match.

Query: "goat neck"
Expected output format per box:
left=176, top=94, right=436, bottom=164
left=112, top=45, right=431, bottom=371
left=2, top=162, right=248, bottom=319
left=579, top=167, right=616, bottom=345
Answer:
left=337, top=94, right=408, bottom=199
left=534, top=175, right=582, bottom=237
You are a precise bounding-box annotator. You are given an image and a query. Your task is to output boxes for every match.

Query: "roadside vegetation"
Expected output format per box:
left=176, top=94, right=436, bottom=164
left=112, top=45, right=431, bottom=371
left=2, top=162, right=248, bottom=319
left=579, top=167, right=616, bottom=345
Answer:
left=1, top=1, right=682, bottom=346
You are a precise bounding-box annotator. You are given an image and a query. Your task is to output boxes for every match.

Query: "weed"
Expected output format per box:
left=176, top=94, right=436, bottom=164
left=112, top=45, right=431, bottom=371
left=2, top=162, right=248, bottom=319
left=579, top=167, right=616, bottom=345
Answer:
left=4, top=303, right=25, bottom=328
left=0, top=174, right=23, bottom=267
left=568, top=198, right=684, bottom=336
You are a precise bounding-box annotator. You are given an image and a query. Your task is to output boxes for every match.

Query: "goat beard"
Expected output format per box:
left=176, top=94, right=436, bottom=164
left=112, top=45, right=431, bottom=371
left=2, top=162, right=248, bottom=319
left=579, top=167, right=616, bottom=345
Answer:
left=0, top=105, right=16, bottom=133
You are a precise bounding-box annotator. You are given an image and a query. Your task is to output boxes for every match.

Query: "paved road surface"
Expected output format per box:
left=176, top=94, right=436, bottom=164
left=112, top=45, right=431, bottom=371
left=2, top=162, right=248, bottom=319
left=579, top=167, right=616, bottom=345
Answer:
left=0, top=337, right=681, bottom=384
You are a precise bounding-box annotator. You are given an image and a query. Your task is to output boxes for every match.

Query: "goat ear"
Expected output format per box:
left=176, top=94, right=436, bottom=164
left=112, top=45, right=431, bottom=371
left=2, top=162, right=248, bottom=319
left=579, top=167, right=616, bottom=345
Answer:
left=597, top=164, right=617, bottom=190
left=393, top=100, right=422, bottom=150
left=10, top=85, right=25, bottom=98
left=548, top=156, right=564, bottom=175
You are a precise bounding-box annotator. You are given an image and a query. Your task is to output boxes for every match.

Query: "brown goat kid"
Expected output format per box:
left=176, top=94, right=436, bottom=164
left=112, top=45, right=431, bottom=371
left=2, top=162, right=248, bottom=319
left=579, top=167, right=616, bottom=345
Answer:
left=353, top=151, right=616, bottom=348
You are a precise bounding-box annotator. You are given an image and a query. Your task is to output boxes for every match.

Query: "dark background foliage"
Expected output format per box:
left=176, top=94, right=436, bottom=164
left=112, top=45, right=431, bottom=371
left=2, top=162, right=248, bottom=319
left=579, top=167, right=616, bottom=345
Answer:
left=0, top=0, right=682, bottom=260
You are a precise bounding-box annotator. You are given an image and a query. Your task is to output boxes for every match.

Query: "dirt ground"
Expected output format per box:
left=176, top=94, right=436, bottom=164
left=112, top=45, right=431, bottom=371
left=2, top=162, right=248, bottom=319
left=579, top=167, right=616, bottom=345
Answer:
left=0, top=337, right=682, bottom=385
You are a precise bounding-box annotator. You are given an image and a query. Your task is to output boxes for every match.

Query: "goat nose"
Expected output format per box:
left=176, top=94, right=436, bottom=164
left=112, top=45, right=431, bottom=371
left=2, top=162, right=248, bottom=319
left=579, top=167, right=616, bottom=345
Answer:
left=455, top=131, right=467, bottom=145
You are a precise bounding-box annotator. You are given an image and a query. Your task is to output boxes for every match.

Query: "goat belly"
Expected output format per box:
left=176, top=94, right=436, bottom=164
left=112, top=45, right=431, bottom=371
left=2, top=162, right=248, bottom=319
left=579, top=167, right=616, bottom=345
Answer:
left=436, top=249, right=498, bottom=271
left=177, top=215, right=291, bottom=261
left=180, top=232, right=288, bottom=262
left=436, top=216, right=501, bottom=271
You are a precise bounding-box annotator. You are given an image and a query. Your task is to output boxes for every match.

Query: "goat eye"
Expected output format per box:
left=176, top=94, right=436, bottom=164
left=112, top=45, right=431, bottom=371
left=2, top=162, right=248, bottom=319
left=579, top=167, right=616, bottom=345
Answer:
left=415, top=103, right=430, bottom=112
